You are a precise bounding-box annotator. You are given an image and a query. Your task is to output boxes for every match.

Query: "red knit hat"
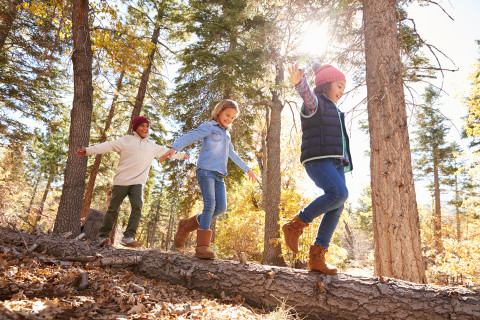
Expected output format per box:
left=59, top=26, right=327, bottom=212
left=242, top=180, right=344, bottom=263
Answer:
left=132, top=116, right=150, bottom=131
left=314, top=64, right=346, bottom=87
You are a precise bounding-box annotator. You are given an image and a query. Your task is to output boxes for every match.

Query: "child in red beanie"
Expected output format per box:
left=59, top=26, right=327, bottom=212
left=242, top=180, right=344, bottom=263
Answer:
left=282, top=63, right=353, bottom=274
left=76, top=116, right=188, bottom=247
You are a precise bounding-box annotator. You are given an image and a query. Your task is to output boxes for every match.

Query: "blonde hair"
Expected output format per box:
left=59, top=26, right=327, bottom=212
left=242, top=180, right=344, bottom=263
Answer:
left=209, top=99, right=240, bottom=129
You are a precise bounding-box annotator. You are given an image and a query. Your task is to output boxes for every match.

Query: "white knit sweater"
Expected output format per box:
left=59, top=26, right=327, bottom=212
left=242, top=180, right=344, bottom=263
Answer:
left=86, top=132, right=186, bottom=186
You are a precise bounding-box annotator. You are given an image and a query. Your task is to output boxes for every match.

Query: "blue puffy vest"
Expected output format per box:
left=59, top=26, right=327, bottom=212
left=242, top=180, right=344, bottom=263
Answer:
left=300, top=93, right=353, bottom=171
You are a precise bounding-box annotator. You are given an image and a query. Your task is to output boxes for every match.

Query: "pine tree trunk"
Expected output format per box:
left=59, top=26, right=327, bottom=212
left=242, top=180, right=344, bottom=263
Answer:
left=0, top=0, right=22, bottom=52
left=362, top=0, right=426, bottom=283
left=127, top=26, right=160, bottom=134
left=262, top=64, right=286, bottom=267
left=455, top=174, right=461, bottom=242
left=26, top=176, right=40, bottom=214
left=36, top=173, right=54, bottom=222
left=165, top=209, right=173, bottom=251
left=53, top=0, right=93, bottom=235
left=80, top=71, right=125, bottom=222
left=433, top=153, right=443, bottom=254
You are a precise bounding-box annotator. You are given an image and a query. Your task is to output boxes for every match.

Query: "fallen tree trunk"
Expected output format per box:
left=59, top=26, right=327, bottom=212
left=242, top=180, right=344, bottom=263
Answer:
left=0, top=227, right=478, bottom=320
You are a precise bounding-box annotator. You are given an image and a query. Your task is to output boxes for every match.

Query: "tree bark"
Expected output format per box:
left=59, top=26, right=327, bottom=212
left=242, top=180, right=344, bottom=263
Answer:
left=1, top=228, right=479, bottom=320
left=262, top=64, right=286, bottom=267
left=127, top=25, right=160, bottom=134
left=54, top=0, right=93, bottom=235
left=0, top=0, right=22, bottom=52
left=80, top=70, right=125, bottom=222
left=362, top=0, right=426, bottom=283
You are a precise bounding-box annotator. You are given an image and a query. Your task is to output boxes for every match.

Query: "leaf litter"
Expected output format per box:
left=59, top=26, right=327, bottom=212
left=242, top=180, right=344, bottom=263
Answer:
left=0, top=251, right=297, bottom=319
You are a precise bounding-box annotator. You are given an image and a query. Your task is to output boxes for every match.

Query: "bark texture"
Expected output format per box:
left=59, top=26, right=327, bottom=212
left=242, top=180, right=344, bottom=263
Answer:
left=362, top=0, right=426, bottom=283
left=54, top=0, right=93, bottom=235
left=261, top=64, right=286, bottom=267
left=0, top=228, right=479, bottom=320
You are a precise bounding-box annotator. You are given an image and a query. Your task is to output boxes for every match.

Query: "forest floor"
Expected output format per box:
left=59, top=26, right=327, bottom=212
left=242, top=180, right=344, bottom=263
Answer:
left=0, top=244, right=304, bottom=320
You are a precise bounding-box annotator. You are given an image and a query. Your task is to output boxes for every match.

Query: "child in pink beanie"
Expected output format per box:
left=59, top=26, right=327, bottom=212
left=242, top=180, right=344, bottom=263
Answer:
left=282, top=63, right=353, bottom=274
left=76, top=116, right=188, bottom=247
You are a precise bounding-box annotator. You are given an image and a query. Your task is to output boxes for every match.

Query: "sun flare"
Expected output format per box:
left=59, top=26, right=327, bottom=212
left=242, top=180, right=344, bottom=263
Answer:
left=298, top=23, right=331, bottom=57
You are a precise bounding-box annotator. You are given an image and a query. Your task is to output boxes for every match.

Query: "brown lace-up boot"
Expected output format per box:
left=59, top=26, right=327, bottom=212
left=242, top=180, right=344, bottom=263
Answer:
left=174, top=215, right=199, bottom=248
left=195, top=229, right=215, bottom=259
left=282, top=216, right=308, bottom=254
left=308, top=245, right=338, bottom=274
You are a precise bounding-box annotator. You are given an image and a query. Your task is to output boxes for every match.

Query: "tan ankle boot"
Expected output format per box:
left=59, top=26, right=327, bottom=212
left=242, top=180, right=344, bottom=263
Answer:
left=308, top=245, right=337, bottom=274
left=195, top=229, right=215, bottom=259
left=174, top=215, right=199, bottom=248
left=282, top=216, right=308, bottom=253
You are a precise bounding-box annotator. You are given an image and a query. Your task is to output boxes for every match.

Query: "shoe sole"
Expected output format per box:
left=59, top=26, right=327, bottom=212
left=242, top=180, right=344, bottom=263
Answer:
left=121, top=241, right=139, bottom=248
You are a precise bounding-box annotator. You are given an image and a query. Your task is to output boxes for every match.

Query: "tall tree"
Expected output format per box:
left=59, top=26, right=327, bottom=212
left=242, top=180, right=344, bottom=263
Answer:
left=362, top=0, right=426, bottom=283
left=1, top=0, right=69, bottom=145
left=412, top=86, right=451, bottom=254
left=53, top=0, right=93, bottom=235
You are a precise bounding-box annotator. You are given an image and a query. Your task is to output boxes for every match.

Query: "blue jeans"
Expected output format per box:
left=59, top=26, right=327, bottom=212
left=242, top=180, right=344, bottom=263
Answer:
left=196, top=169, right=227, bottom=230
left=298, top=158, right=348, bottom=249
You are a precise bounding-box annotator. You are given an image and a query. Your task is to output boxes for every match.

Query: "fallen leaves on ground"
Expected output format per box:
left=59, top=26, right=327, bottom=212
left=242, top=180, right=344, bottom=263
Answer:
left=0, top=251, right=295, bottom=319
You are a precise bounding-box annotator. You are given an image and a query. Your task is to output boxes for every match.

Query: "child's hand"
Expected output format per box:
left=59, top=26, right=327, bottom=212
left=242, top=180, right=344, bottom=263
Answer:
left=246, top=169, right=257, bottom=182
left=75, top=149, right=86, bottom=157
left=160, top=147, right=176, bottom=162
left=183, top=154, right=189, bottom=160
left=287, top=63, right=305, bottom=86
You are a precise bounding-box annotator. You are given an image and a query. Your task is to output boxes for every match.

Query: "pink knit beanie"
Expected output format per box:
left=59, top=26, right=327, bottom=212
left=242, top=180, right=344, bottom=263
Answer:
left=132, top=116, right=150, bottom=131
left=314, top=64, right=346, bottom=87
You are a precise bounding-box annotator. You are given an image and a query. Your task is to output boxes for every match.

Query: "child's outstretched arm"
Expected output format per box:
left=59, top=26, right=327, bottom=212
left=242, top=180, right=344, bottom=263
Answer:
left=246, top=169, right=257, bottom=182
left=156, top=146, right=188, bottom=161
left=160, top=147, right=176, bottom=162
left=288, top=63, right=317, bottom=116
left=75, top=149, right=87, bottom=157
left=287, top=63, right=305, bottom=86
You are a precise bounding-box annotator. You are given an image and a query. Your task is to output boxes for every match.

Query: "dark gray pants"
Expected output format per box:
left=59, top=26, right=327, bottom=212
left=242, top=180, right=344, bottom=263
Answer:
left=98, top=184, right=143, bottom=238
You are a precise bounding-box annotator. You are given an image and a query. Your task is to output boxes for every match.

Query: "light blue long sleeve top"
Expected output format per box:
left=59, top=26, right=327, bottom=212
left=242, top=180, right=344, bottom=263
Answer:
left=171, top=120, right=250, bottom=175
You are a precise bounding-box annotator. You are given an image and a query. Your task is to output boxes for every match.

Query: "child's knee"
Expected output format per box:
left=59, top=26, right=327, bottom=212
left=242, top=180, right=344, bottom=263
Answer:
left=329, top=185, right=348, bottom=203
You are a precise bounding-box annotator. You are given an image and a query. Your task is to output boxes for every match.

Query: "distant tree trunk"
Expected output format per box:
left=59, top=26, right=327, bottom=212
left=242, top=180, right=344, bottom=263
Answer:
left=127, top=25, right=160, bottom=134
left=26, top=176, right=40, bottom=214
left=362, top=0, right=426, bottom=283
left=80, top=71, right=125, bottom=222
left=148, top=199, right=161, bottom=248
left=262, top=64, right=286, bottom=267
left=0, top=0, right=22, bottom=52
left=165, top=210, right=173, bottom=251
left=454, top=173, right=461, bottom=242
left=53, top=0, right=93, bottom=235
left=432, top=148, right=443, bottom=254
left=36, top=172, right=54, bottom=222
